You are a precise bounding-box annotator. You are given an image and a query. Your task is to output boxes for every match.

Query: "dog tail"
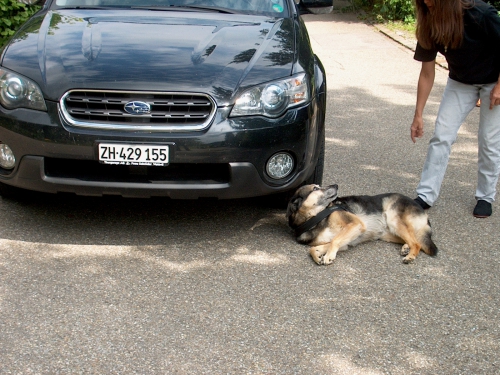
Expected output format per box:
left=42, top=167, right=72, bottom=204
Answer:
left=420, top=220, right=438, bottom=256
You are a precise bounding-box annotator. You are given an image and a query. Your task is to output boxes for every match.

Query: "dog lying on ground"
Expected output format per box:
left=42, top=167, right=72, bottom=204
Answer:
left=286, top=184, right=438, bottom=265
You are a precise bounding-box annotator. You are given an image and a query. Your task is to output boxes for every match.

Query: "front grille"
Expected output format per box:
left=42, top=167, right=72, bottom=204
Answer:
left=44, top=158, right=230, bottom=184
left=60, top=90, right=216, bottom=132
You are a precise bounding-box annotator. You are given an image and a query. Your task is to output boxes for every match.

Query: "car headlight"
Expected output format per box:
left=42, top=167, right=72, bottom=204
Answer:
left=230, top=73, right=309, bottom=118
left=0, top=68, right=47, bottom=111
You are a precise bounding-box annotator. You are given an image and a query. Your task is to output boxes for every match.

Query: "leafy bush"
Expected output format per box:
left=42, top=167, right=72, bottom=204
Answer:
left=0, top=0, right=40, bottom=46
left=487, top=0, right=500, bottom=11
left=356, top=0, right=415, bottom=23
left=360, top=0, right=499, bottom=24
left=373, top=0, right=415, bottom=23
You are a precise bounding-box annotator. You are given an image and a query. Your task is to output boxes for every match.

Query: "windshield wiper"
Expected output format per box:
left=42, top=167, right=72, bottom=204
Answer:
left=132, top=5, right=237, bottom=14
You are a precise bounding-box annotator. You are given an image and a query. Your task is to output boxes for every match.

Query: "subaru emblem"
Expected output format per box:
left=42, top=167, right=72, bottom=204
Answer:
left=124, top=101, right=151, bottom=115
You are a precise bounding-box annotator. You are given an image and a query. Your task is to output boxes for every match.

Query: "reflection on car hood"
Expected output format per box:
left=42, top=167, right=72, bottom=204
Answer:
left=2, top=10, right=296, bottom=104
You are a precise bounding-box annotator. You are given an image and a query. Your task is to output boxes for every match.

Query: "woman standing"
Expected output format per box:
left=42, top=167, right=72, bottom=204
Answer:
left=411, top=0, right=500, bottom=217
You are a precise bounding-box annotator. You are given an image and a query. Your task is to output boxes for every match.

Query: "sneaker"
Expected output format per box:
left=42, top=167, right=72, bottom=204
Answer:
left=473, top=200, right=492, bottom=218
left=414, top=196, right=431, bottom=210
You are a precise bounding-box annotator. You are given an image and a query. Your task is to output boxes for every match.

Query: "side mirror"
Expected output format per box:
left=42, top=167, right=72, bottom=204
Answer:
left=18, top=0, right=41, bottom=4
left=298, top=0, right=333, bottom=14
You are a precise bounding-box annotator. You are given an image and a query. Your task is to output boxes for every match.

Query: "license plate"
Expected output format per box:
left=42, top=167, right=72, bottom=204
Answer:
left=98, top=143, right=169, bottom=166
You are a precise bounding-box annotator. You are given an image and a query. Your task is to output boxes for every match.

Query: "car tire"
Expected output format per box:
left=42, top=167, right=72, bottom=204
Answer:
left=305, top=135, right=325, bottom=186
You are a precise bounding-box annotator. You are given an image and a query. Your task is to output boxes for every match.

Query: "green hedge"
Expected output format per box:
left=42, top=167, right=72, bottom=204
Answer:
left=361, top=0, right=499, bottom=24
left=489, top=0, right=500, bottom=10
left=0, top=0, right=39, bottom=46
left=374, top=0, right=415, bottom=23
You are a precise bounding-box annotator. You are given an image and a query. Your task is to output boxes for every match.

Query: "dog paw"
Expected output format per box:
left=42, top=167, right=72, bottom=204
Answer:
left=402, top=255, right=415, bottom=264
left=311, top=253, right=323, bottom=265
left=400, top=244, right=410, bottom=256
left=310, top=247, right=327, bottom=265
left=320, top=254, right=335, bottom=265
left=312, top=256, right=323, bottom=265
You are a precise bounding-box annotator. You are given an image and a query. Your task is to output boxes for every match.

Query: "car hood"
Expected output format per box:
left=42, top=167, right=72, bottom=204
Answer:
left=1, top=10, right=296, bottom=105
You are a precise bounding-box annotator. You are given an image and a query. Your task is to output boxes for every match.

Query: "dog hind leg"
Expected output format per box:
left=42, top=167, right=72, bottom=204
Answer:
left=379, top=232, right=410, bottom=257
left=393, top=224, right=422, bottom=264
left=393, top=225, right=437, bottom=260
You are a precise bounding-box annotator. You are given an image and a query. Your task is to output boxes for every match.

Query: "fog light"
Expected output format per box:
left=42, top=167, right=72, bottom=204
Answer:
left=266, top=152, right=294, bottom=180
left=0, top=143, right=15, bottom=169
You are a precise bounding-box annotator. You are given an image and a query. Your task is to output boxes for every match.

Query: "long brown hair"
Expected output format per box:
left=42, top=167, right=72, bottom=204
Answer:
left=415, top=0, right=472, bottom=49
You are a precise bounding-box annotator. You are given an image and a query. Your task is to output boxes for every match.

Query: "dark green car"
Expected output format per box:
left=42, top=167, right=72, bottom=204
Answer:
left=0, top=0, right=329, bottom=200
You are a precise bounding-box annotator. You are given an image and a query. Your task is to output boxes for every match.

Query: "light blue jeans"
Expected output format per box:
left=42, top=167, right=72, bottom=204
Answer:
left=417, top=78, right=500, bottom=206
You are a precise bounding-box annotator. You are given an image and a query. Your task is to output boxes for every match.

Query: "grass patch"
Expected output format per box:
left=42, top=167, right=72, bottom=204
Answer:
left=383, top=20, right=416, bottom=34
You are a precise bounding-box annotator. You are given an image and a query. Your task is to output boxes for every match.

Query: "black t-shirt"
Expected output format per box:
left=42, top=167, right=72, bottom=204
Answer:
left=414, top=0, right=500, bottom=84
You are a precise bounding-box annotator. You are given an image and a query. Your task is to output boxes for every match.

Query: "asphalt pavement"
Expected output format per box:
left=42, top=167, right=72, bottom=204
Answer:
left=1, top=10, right=499, bottom=375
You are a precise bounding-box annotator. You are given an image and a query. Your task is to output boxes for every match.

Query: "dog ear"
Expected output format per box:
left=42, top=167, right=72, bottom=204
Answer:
left=286, top=195, right=302, bottom=219
left=324, top=185, right=338, bottom=201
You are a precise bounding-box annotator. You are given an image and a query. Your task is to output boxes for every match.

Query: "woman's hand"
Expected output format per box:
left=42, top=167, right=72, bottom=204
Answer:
left=490, top=81, right=500, bottom=109
left=411, top=116, right=424, bottom=143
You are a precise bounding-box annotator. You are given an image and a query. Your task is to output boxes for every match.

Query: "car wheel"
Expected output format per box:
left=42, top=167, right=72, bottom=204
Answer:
left=305, top=136, right=325, bottom=186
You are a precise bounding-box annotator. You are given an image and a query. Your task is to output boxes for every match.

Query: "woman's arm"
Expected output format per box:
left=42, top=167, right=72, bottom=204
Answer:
left=484, top=5, right=500, bottom=109
left=411, top=60, right=436, bottom=143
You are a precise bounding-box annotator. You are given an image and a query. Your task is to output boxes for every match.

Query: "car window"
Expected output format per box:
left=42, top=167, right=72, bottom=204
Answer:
left=53, top=0, right=289, bottom=16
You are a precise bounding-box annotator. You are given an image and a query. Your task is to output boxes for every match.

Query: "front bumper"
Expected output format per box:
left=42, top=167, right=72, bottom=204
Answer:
left=0, top=99, right=324, bottom=199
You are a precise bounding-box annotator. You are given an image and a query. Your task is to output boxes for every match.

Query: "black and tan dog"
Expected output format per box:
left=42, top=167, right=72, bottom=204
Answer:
left=286, top=184, right=438, bottom=265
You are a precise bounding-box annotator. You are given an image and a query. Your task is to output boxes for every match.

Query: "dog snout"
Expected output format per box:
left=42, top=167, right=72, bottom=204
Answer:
left=326, top=184, right=338, bottom=192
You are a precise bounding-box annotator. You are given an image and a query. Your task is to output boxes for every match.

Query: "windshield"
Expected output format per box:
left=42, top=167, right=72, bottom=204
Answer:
left=53, top=0, right=290, bottom=16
